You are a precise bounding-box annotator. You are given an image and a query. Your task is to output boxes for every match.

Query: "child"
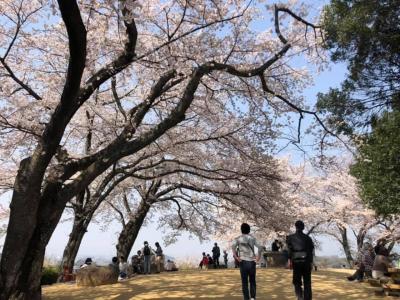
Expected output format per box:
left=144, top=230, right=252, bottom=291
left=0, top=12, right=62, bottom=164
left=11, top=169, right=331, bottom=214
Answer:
left=200, top=252, right=209, bottom=269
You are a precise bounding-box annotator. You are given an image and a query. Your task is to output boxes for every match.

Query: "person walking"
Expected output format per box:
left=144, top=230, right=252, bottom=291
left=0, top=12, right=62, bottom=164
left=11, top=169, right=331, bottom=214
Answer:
left=141, top=241, right=154, bottom=274
left=212, top=242, right=221, bottom=268
left=286, top=220, right=315, bottom=300
left=232, top=223, right=263, bottom=300
left=155, top=242, right=164, bottom=273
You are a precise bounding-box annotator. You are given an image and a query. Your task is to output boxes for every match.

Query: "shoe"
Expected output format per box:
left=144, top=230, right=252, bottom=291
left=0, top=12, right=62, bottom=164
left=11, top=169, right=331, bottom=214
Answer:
left=347, top=276, right=355, bottom=281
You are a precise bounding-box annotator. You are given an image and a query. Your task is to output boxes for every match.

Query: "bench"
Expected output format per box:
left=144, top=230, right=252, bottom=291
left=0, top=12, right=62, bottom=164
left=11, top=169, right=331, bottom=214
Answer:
left=367, top=278, right=382, bottom=287
left=382, top=284, right=400, bottom=297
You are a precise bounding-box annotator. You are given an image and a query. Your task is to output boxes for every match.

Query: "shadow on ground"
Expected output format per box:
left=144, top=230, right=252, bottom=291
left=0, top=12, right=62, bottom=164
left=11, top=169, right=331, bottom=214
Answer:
left=43, top=268, right=395, bottom=299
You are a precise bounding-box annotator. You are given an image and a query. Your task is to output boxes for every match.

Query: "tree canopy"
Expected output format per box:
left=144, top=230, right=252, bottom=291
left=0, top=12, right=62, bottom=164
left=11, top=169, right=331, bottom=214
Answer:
left=350, top=111, right=400, bottom=215
left=317, top=0, right=400, bottom=135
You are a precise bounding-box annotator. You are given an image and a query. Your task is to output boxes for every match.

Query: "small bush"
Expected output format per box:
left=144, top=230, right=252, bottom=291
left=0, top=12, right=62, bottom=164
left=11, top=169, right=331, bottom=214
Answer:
left=41, top=267, right=59, bottom=286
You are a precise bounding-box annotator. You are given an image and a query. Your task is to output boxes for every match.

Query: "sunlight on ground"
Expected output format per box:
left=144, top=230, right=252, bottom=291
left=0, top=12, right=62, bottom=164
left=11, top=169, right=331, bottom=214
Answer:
left=43, top=268, right=395, bottom=300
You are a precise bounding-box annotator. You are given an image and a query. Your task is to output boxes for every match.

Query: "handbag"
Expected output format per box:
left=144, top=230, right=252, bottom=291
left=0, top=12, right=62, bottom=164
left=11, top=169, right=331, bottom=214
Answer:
left=293, top=251, right=307, bottom=261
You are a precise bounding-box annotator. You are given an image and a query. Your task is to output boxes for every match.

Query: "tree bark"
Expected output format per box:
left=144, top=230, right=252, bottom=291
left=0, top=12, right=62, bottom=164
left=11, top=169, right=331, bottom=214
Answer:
left=0, top=190, right=67, bottom=300
left=116, top=199, right=151, bottom=259
left=58, top=213, right=92, bottom=281
left=338, top=226, right=354, bottom=267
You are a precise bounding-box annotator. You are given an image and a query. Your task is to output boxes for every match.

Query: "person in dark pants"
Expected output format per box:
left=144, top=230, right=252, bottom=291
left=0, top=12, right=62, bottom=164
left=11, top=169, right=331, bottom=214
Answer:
left=232, top=223, right=263, bottom=300
left=287, top=220, right=314, bottom=300
left=212, top=243, right=221, bottom=268
left=223, top=250, right=228, bottom=268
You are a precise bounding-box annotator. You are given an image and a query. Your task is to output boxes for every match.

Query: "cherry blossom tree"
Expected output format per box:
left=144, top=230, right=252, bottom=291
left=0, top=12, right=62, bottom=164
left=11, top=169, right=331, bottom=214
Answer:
left=58, top=101, right=281, bottom=272
left=104, top=129, right=282, bottom=259
left=0, top=0, right=324, bottom=298
left=0, top=205, right=8, bottom=245
left=286, top=162, right=386, bottom=266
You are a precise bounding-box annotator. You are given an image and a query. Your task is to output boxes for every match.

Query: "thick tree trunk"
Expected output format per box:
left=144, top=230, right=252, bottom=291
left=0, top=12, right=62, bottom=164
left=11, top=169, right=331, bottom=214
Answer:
left=0, top=180, right=67, bottom=300
left=59, top=213, right=92, bottom=281
left=116, top=199, right=151, bottom=259
left=0, top=219, right=63, bottom=300
left=338, top=226, right=354, bottom=267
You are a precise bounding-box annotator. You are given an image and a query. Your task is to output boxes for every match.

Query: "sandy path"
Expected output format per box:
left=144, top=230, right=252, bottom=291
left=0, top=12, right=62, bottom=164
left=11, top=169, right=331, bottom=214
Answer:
left=43, top=268, right=394, bottom=299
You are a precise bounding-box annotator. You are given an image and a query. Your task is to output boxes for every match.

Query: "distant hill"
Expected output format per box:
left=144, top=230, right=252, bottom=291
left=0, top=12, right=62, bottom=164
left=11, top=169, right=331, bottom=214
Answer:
left=315, top=256, right=349, bottom=268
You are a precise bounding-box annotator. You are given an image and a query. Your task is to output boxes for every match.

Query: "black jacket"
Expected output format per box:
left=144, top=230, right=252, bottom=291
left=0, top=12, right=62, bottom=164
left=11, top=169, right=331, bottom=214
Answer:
left=286, top=231, right=314, bottom=263
left=212, top=246, right=220, bottom=258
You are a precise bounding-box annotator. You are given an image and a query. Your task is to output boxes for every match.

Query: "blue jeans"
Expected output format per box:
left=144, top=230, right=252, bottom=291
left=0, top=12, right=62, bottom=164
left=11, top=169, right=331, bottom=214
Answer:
left=144, top=255, right=151, bottom=274
left=240, top=260, right=256, bottom=300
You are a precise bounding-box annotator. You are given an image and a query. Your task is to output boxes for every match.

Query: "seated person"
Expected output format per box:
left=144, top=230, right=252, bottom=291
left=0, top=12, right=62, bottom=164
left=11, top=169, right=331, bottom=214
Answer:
left=109, top=256, right=119, bottom=270
left=165, top=259, right=178, bottom=272
left=348, top=243, right=375, bottom=281
left=119, top=256, right=128, bottom=280
left=372, top=245, right=391, bottom=280
left=207, top=254, right=214, bottom=266
left=131, top=254, right=142, bottom=274
left=80, top=257, right=93, bottom=268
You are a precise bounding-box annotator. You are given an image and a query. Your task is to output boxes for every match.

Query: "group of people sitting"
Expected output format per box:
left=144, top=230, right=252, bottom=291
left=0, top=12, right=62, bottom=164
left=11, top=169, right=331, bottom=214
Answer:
left=199, top=243, right=229, bottom=269
left=80, top=240, right=178, bottom=281
left=347, top=241, right=392, bottom=282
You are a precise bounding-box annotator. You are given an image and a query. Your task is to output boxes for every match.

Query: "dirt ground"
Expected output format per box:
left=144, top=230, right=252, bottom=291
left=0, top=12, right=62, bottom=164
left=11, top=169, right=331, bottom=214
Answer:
left=43, top=268, right=395, bottom=299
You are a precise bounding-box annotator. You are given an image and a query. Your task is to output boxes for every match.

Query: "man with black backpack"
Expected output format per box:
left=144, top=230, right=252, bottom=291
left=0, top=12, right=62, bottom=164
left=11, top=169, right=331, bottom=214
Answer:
left=141, top=241, right=154, bottom=275
left=232, top=223, right=263, bottom=300
left=287, top=220, right=315, bottom=300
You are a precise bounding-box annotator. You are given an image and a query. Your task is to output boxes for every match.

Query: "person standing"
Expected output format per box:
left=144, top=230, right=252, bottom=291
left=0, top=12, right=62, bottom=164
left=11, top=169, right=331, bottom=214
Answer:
left=271, top=240, right=280, bottom=252
left=212, top=242, right=221, bottom=268
left=232, top=223, right=262, bottom=300
left=234, top=246, right=240, bottom=268
left=223, top=250, right=229, bottom=268
left=286, top=220, right=315, bottom=300
left=137, top=250, right=144, bottom=274
left=155, top=242, right=164, bottom=273
left=141, top=241, right=154, bottom=275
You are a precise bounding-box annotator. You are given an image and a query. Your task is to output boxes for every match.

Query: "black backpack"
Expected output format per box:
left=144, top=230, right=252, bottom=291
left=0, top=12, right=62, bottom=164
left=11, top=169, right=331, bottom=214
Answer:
left=144, top=245, right=151, bottom=255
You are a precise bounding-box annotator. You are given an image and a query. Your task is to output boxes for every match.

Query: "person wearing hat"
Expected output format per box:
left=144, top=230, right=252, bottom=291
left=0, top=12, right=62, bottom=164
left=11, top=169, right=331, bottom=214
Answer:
left=286, top=220, right=315, bottom=300
left=80, top=257, right=93, bottom=269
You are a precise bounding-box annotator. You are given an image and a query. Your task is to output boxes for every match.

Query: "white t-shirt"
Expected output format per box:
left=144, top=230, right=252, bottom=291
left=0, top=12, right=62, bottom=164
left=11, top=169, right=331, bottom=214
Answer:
left=119, top=262, right=128, bottom=273
left=232, top=234, right=263, bottom=262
